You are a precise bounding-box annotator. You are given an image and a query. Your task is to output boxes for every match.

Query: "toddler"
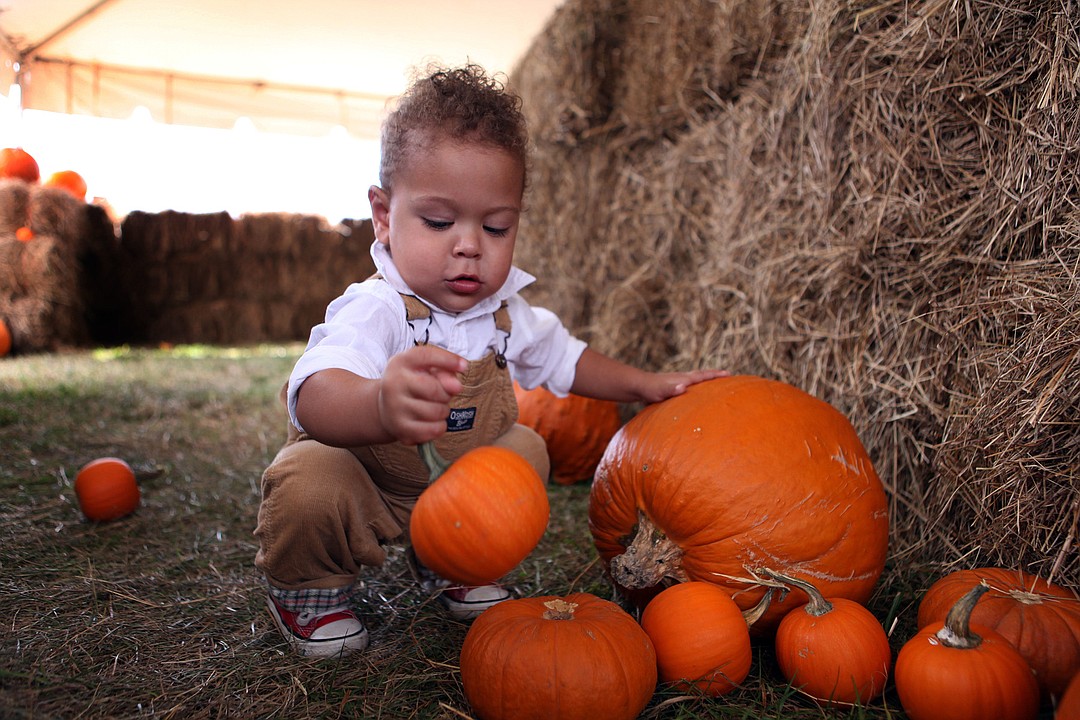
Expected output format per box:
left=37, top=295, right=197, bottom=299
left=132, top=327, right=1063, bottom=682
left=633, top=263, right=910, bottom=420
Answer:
left=254, top=64, right=726, bottom=658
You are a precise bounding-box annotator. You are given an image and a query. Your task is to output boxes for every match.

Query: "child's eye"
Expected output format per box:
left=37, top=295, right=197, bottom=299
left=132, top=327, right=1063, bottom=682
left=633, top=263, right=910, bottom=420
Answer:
left=484, top=226, right=510, bottom=237
left=422, top=218, right=452, bottom=230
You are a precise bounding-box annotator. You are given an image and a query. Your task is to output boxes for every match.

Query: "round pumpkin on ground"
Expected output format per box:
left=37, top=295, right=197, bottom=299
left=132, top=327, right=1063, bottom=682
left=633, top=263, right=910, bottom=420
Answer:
left=588, top=375, right=889, bottom=630
left=897, top=583, right=1039, bottom=720
left=513, top=382, right=622, bottom=484
left=460, top=593, right=657, bottom=720
left=916, top=567, right=1080, bottom=700
left=769, top=570, right=892, bottom=705
left=640, top=581, right=752, bottom=696
left=75, top=457, right=140, bottom=521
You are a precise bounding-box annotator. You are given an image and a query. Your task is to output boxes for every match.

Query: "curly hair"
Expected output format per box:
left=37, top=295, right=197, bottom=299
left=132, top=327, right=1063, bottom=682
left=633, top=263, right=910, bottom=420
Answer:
left=378, top=64, right=529, bottom=192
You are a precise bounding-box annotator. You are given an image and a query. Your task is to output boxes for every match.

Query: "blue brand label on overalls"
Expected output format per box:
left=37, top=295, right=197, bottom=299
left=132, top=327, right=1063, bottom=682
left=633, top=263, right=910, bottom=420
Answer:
left=446, top=407, right=477, bottom=432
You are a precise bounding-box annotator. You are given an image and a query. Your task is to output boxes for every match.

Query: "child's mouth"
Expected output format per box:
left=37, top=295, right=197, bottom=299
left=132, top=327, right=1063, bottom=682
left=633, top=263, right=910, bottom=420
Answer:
left=447, top=275, right=482, bottom=294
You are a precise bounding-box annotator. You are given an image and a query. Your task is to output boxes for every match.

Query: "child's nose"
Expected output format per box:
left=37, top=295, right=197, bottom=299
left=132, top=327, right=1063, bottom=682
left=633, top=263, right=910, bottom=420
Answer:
left=453, top=227, right=482, bottom=257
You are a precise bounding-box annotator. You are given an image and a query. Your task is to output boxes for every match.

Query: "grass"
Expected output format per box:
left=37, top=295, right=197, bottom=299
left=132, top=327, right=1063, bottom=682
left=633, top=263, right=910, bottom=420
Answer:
left=0, top=345, right=1047, bottom=718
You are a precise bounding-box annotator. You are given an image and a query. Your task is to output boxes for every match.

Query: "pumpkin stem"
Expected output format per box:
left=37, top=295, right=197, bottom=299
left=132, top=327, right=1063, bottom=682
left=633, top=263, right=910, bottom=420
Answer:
left=759, top=568, right=833, bottom=617
left=935, top=581, right=989, bottom=650
left=417, top=441, right=452, bottom=483
left=742, top=587, right=775, bottom=627
left=542, top=598, right=579, bottom=620
left=609, top=510, right=687, bottom=589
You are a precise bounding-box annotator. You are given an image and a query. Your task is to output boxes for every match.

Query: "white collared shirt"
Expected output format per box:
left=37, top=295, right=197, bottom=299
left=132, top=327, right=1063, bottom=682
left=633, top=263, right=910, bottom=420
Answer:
left=287, top=241, right=587, bottom=431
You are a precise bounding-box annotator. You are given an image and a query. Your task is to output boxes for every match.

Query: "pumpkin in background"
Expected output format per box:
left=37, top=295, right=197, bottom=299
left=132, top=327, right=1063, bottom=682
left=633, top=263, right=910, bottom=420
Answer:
left=0, top=318, right=11, bottom=357
left=460, top=593, right=656, bottom=720
left=513, top=382, right=622, bottom=484
left=75, top=457, right=140, bottom=521
left=588, top=375, right=888, bottom=630
left=0, top=147, right=40, bottom=183
left=769, top=570, right=892, bottom=705
left=916, top=567, right=1080, bottom=700
left=409, top=443, right=549, bottom=586
left=896, top=583, right=1039, bottom=720
left=640, top=581, right=753, bottom=696
left=44, top=170, right=88, bottom=201
left=1057, top=672, right=1080, bottom=720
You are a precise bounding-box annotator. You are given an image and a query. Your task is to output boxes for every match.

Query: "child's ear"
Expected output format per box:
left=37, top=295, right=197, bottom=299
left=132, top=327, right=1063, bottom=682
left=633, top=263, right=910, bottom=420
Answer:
left=368, top=185, right=391, bottom=244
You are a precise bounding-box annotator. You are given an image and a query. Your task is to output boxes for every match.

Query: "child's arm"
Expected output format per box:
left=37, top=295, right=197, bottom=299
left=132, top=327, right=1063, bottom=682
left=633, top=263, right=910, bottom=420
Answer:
left=569, top=347, right=728, bottom=405
left=295, top=345, right=468, bottom=448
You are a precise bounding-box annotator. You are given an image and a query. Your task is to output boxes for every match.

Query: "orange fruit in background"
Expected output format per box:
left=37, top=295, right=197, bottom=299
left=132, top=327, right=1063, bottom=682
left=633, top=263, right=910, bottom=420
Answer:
left=44, top=170, right=88, bottom=201
left=0, top=318, right=11, bottom=357
left=75, top=457, right=140, bottom=521
left=0, top=147, right=40, bottom=183
left=15, top=226, right=34, bottom=242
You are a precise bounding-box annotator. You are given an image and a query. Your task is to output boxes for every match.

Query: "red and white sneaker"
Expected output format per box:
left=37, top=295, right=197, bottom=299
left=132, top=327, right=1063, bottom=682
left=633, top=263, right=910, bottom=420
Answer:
left=406, top=547, right=511, bottom=621
left=266, top=595, right=369, bottom=658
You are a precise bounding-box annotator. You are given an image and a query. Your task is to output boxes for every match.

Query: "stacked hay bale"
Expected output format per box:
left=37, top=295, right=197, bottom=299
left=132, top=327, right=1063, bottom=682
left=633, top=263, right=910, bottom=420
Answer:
left=512, top=0, right=1079, bottom=584
left=115, top=212, right=374, bottom=345
left=0, top=179, right=95, bottom=352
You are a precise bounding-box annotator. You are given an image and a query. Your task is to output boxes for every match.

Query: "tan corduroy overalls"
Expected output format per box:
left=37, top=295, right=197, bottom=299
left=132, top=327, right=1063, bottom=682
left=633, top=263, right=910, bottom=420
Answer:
left=254, top=291, right=550, bottom=591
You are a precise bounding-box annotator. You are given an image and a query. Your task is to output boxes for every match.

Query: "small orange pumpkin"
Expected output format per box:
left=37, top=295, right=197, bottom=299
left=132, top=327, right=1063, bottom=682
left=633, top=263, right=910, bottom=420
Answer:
left=513, top=382, right=622, bottom=484
left=409, top=442, right=549, bottom=586
left=74, top=457, right=140, bottom=522
left=44, top=170, right=88, bottom=201
left=640, top=581, right=753, bottom=696
left=460, top=593, right=657, bottom=720
left=1057, top=671, right=1080, bottom=720
left=917, top=567, right=1080, bottom=699
left=0, top=147, right=39, bottom=183
left=769, top=570, right=892, bottom=705
left=896, top=583, right=1039, bottom=720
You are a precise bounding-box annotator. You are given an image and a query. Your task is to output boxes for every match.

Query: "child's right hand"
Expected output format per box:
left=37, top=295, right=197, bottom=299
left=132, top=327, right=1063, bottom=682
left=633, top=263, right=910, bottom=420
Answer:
left=378, top=345, right=468, bottom=446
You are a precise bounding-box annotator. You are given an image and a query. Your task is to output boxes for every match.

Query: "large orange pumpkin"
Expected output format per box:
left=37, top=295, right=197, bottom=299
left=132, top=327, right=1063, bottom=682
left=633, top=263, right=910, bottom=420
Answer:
left=460, top=593, right=657, bottom=720
left=917, top=567, right=1080, bottom=700
left=639, top=581, right=752, bottom=696
left=896, top=583, right=1039, bottom=720
left=0, top=147, right=40, bottom=183
left=513, top=382, right=622, bottom=484
left=74, top=457, right=140, bottom=522
left=588, top=375, right=888, bottom=630
left=409, top=443, right=549, bottom=586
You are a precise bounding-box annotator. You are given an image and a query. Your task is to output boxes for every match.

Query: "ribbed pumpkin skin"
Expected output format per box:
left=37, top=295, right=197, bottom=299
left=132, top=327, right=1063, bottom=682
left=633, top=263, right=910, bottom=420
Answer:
left=916, top=567, right=1080, bottom=700
left=513, top=383, right=622, bottom=485
left=774, top=596, right=892, bottom=705
left=588, top=375, right=888, bottom=630
left=409, top=446, right=549, bottom=586
left=460, top=593, right=657, bottom=720
left=640, top=581, right=751, bottom=695
left=895, top=621, right=1039, bottom=720
left=74, top=458, right=140, bottom=521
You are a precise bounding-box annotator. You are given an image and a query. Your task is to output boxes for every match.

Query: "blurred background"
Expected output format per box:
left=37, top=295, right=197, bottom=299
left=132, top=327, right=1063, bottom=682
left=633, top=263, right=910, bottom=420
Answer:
left=0, top=0, right=563, bottom=220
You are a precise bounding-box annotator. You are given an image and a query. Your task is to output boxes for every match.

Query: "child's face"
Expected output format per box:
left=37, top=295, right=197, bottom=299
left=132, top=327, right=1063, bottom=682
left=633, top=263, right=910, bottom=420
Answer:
left=369, top=138, right=524, bottom=314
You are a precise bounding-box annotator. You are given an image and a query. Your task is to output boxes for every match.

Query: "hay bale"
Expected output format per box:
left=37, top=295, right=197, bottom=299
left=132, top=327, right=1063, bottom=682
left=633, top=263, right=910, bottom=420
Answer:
left=513, top=0, right=1080, bottom=584
left=0, top=181, right=91, bottom=351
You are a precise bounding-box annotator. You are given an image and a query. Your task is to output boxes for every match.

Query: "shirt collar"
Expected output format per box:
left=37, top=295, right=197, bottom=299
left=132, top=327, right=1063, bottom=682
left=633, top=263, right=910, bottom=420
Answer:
left=369, top=241, right=535, bottom=317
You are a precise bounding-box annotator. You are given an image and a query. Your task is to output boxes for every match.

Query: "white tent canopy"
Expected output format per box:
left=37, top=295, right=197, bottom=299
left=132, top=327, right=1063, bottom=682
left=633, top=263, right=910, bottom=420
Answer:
left=0, top=0, right=562, bottom=139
